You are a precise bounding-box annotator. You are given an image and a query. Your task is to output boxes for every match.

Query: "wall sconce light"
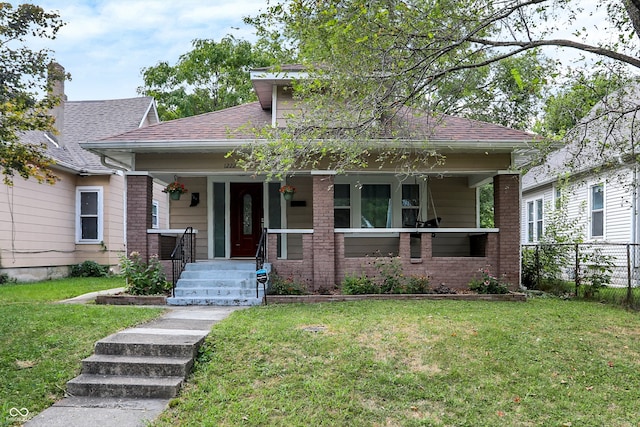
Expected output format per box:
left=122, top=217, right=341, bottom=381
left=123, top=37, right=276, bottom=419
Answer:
left=190, top=192, right=200, bottom=207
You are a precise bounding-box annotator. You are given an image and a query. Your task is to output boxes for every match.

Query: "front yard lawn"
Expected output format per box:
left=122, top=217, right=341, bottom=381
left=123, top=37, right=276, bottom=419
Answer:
left=155, top=298, right=640, bottom=426
left=0, top=277, right=164, bottom=426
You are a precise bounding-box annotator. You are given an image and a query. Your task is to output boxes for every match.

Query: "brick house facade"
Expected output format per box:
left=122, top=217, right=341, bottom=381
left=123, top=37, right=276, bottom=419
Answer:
left=85, top=66, right=534, bottom=292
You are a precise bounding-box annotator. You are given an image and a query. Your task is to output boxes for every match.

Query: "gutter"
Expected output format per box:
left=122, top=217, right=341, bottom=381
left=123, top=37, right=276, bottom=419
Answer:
left=100, top=155, right=130, bottom=172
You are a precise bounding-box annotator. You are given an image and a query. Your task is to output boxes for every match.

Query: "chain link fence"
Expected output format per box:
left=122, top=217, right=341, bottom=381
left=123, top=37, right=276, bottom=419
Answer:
left=522, top=243, right=640, bottom=309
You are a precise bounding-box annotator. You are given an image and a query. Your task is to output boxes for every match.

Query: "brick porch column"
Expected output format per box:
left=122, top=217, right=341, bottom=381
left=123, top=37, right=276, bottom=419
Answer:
left=493, top=173, right=521, bottom=288
left=312, top=173, right=336, bottom=291
left=126, top=173, right=153, bottom=261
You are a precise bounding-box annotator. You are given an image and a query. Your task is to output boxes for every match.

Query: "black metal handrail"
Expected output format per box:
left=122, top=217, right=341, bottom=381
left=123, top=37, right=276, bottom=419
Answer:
left=255, top=227, right=268, bottom=302
left=256, top=227, right=267, bottom=271
left=170, top=226, right=195, bottom=297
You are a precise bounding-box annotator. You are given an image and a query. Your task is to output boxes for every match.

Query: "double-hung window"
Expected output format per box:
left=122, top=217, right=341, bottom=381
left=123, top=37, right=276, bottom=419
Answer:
left=151, top=201, right=159, bottom=229
left=527, top=198, right=543, bottom=242
left=401, top=184, right=420, bottom=227
left=76, top=187, right=103, bottom=243
left=334, top=184, right=351, bottom=227
left=590, top=184, right=604, bottom=238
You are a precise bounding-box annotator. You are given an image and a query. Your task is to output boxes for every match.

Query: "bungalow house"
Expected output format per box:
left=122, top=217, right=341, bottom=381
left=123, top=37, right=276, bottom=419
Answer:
left=81, top=66, right=536, bottom=304
left=0, top=65, right=163, bottom=281
left=521, top=84, right=640, bottom=285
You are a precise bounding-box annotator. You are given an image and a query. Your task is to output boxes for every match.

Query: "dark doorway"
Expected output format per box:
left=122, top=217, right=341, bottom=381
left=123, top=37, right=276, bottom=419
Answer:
left=230, top=183, right=264, bottom=257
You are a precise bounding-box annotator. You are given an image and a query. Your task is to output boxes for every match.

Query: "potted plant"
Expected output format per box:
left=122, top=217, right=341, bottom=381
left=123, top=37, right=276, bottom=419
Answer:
left=163, top=180, right=188, bottom=200
left=279, top=184, right=296, bottom=201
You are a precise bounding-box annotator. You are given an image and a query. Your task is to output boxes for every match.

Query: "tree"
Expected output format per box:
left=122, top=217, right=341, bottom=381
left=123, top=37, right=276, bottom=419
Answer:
left=534, top=70, right=631, bottom=137
left=239, top=0, right=640, bottom=175
left=138, top=36, right=276, bottom=121
left=0, top=3, right=66, bottom=186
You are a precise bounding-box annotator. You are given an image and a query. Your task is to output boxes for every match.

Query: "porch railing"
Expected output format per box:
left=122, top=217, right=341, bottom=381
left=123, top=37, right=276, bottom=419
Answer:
left=170, top=226, right=195, bottom=297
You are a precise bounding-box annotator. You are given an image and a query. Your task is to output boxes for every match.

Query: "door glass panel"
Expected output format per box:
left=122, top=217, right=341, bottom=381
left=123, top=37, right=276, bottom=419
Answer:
left=243, top=194, right=252, bottom=235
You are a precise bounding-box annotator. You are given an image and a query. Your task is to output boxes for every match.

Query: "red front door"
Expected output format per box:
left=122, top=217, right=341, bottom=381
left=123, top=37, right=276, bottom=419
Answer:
left=230, top=183, right=264, bottom=257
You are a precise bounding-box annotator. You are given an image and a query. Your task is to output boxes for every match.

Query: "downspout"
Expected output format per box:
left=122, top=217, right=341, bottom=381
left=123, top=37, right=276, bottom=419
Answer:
left=99, top=155, right=132, bottom=254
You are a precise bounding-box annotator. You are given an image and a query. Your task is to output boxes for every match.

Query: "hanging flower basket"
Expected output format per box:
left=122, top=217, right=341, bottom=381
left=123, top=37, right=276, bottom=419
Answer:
left=163, top=181, right=188, bottom=200
left=280, top=185, right=296, bottom=201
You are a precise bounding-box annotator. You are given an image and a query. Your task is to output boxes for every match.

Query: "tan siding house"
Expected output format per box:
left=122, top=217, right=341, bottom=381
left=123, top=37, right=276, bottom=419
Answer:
left=0, top=69, right=161, bottom=281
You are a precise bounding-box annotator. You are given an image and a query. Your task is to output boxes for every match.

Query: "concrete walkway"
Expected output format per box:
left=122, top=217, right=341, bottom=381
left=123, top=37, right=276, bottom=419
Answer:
left=25, top=299, right=243, bottom=427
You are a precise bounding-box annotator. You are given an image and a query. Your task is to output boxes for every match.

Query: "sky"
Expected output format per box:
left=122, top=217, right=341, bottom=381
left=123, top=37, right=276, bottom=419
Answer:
left=16, top=0, right=266, bottom=101
left=12, top=1, right=626, bottom=102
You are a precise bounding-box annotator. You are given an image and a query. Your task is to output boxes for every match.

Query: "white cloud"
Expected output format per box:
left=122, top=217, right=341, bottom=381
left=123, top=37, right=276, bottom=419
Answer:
left=13, top=0, right=266, bottom=100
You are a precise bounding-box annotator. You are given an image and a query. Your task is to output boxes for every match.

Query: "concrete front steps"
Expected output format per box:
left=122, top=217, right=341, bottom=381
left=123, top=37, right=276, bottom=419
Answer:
left=66, top=321, right=212, bottom=399
left=167, top=260, right=266, bottom=306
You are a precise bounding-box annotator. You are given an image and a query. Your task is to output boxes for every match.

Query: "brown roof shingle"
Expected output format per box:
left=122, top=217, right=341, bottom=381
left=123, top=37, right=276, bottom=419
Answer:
left=95, top=100, right=536, bottom=145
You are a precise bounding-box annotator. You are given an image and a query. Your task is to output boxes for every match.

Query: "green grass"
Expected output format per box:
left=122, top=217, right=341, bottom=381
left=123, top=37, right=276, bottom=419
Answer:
left=0, top=277, right=164, bottom=426
left=0, top=276, right=127, bottom=303
left=155, top=299, right=640, bottom=426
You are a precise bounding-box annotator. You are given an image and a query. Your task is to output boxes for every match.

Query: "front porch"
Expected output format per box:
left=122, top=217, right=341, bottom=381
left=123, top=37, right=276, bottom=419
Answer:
left=126, top=171, right=520, bottom=293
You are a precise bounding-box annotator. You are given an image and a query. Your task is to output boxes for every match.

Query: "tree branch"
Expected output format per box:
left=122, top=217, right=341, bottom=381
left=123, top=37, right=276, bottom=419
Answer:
left=467, top=37, right=640, bottom=69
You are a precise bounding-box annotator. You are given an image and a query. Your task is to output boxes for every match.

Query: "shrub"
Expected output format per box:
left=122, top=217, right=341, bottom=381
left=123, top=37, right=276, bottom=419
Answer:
left=268, top=274, right=308, bottom=295
left=469, top=267, right=509, bottom=294
left=342, top=274, right=379, bottom=295
left=119, top=252, right=170, bottom=295
left=0, top=273, right=16, bottom=285
left=403, top=275, right=431, bottom=294
left=372, top=255, right=404, bottom=293
left=579, top=248, right=614, bottom=299
left=70, top=260, right=109, bottom=277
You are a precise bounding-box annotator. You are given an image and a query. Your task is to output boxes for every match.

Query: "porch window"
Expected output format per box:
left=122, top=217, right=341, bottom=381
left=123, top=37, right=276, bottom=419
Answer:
left=591, top=184, right=604, bottom=237
left=76, top=187, right=103, bottom=243
left=401, top=184, right=420, bottom=227
left=151, top=201, right=159, bottom=229
left=527, top=198, right=543, bottom=242
left=361, top=184, right=391, bottom=228
left=334, top=184, right=351, bottom=227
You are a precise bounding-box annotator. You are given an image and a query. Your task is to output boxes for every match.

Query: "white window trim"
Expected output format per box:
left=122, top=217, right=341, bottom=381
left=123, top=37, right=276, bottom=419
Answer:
left=76, top=186, right=104, bottom=244
left=526, top=198, right=544, bottom=243
left=589, top=183, right=605, bottom=239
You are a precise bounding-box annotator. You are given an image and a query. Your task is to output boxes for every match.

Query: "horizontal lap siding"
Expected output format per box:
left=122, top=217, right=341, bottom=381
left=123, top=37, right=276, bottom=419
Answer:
left=167, top=177, right=208, bottom=259
left=1, top=175, right=75, bottom=268
left=344, top=237, right=398, bottom=257
left=284, top=177, right=312, bottom=260
left=0, top=171, right=126, bottom=269
left=604, top=168, right=633, bottom=242
left=427, top=177, right=476, bottom=227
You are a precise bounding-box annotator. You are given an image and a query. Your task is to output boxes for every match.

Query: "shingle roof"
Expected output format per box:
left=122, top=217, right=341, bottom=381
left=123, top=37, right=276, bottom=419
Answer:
left=99, top=102, right=270, bottom=143
left=95, top=101, right=535, bottom=145
left=20, top=97, right=157, bottom=172
left=522, top=83, right=640, bottom=191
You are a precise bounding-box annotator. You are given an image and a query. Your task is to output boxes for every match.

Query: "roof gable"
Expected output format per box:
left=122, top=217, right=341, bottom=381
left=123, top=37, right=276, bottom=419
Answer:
left=22, top=96, right=158, bottom=172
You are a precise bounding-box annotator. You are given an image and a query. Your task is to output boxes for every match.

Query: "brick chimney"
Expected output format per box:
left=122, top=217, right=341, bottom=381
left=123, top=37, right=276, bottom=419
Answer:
left=47, top=62, right=67, bottom=144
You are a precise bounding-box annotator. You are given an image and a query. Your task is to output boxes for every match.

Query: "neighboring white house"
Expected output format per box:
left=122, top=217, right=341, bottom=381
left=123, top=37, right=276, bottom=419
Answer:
left=521, top=85, right=640, bottom=285
left=522, top=84, right=640, bottom=246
